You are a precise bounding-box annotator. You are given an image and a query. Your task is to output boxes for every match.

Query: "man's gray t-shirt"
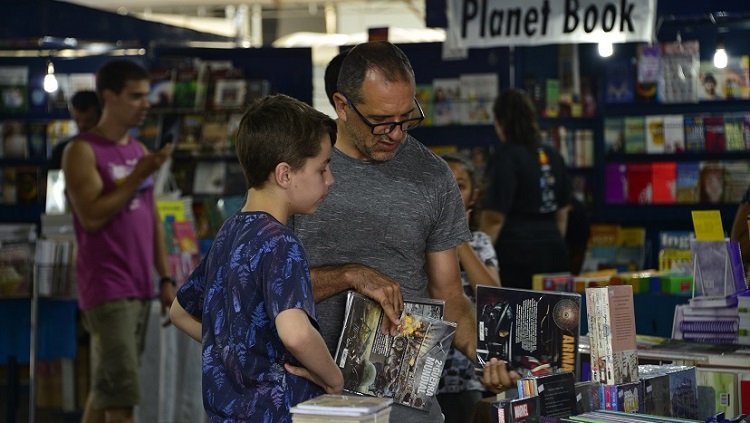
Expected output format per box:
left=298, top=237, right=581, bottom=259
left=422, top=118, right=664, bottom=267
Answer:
left=292, top=135, right=470, bottom=421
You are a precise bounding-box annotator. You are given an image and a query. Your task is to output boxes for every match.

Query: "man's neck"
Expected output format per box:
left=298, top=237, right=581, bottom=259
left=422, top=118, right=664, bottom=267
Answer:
left=92, top=122, right=131, bottom=145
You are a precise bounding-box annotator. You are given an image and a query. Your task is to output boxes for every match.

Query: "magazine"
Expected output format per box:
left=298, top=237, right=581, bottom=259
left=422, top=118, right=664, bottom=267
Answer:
left=334, top=291, right=456, bottom=411
left=476, top=286, right=581, bottom=378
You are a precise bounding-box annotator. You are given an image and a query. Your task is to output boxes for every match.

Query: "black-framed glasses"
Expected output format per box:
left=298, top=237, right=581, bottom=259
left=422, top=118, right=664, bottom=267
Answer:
left=344, top=95, right=424, bottom=135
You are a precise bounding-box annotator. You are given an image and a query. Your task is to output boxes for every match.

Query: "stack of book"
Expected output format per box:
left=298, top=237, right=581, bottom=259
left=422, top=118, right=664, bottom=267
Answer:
left=289, top=394, right=392, bottom=423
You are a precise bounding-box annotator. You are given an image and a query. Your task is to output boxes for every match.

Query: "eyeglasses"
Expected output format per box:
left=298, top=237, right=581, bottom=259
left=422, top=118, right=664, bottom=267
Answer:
left=344, top=95, right=424, bottom=135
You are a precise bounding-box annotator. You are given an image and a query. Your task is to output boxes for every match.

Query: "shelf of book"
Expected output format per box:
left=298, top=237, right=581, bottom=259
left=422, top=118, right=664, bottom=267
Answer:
left=606, top=152, right=750, bottom=162
left=598, top=204, right=738, bottom=225
left=603, top=99, right=750, bottom=117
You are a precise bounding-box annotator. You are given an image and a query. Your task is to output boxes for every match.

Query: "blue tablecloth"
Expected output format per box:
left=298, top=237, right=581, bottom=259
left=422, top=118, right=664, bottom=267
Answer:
left=0, top=297, right=77, bottom=364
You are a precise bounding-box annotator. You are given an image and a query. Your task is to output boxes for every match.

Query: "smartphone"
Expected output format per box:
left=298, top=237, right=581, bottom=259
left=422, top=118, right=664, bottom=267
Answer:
left=159, top=133, right=175, bottom=149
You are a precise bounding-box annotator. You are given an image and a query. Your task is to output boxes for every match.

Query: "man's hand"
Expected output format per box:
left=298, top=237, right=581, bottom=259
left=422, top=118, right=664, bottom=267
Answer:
left=481, top=358, right=521, bottom=394
left=348, top=264, right=403, bottom=335
left=133, top=142, right=175, bottom=180
left=284, top=363, right=343, bottom=394
left=160, top=282, right=176, bottom=327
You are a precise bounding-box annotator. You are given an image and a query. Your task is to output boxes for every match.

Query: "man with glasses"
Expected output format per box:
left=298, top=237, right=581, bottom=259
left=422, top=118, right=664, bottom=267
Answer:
left=288, top=41, right=519, bottom=421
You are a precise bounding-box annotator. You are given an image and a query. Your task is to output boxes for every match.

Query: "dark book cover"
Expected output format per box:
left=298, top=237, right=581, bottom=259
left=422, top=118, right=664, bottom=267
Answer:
left=604, top=59, right=635, bottom=104
left=27, top=121, right=47, bottom=159
left=492, top=395, right=541, bottom=423
left=525, top=372, right=577, bottom=418
left=638, top=368, right=672, bottom=417
left=15, top=166, right=39, bottom=204
left=626, top=163, right=652, bottom=204
left=574, top=381, right=602, bottom=414
left=684, top=116, right=705, bottom=152
left=476, top=286, right=581, bottom=379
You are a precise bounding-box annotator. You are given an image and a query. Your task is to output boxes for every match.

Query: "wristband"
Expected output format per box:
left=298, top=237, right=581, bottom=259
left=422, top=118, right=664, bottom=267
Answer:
left=160, top=276, right=176, bottom=286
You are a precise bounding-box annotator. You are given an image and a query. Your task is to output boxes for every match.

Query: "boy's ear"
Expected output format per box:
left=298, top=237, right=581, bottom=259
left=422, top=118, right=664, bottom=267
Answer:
left=274, top=162, right=292, bottom=187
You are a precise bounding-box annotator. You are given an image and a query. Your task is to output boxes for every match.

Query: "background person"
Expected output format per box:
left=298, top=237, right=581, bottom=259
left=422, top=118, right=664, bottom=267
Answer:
left=480, top=89, right=572, bottom=290
left=62, top=59, right=175, bottom=423
left=49, top=90, right=102, bottom=170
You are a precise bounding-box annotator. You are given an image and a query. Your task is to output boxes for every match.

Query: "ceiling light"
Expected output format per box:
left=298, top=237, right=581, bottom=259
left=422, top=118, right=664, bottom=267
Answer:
left=43, top=61, right=58, bottom=93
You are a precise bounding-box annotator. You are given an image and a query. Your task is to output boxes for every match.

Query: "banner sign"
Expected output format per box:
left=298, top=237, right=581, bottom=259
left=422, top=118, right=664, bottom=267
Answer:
left=445, top=0, right=657, bottom=48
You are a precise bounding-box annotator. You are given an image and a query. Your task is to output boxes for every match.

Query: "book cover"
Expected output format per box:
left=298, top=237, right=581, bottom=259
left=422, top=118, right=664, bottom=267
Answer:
left=200, top=113, right=229, bottom=153
left=698, top=62, right=725, bottom=101
left=684, top=116, right=705, bottom=152
left=149, top=68, right=175, bottom=108
left=0, top=66, right=29, bottom=113
left=139, top=114, right=162, bottom=151
left=603, top=118, right=624, bottom=154
left=659, top=40, right=700, bottom=104
left=723, top=161, right=750, bottom=203
left=744, top=114, right=750, bottom=151
left=432, top=78, right=461, bottom=126
left=623, top=116, right=646, bottom=154
left=651, top=162, right=676, bottom=204
left=15, top=166, right=39, bottom=204
left=290, top=394, right=392, bottom=417
left=724, top=113, right=746, bottom=152
left=603, top=381, right=642, bottom=413
left=476, top=286, right=580, bottom=378
left=703, top=115, right=726, bottom=152
left=192, top=161, right=226, bottom=195
left=26, top=121, right=47, bottom=159
left=722, top=55, right=750, bottom=100
left=491, top=395, right=541, bottom=423
left=2, top=120, right=28, bottom=158
left=574, top=381, right=602, bottom=414
left=334, top=291, right=456, bottom=410
left=586, top=285, right=638, bottom=386
left=459, top=73, right=497, bottom=125
left=698, top=161, right=724, bottom=204
left=637, top=367, right=671, bottom=416
left=626, top=163, right=652, bottom=204
left=172, top=67, right=199, bottom=109
left=675, top=162, right=700, bottom=204
left=645, top=115, right=665, bottom=154
left=178, top=114, right=203, bottom=151
left=604, top=59, right=635, bottom=104
left=636, top=44, right=660, bottom=102
left=689, top=239, right=746, bottom=298
left=415, top=84, right=434, bottom=126
left=604, top=164, right=627, bottom=205
left=520, top=372, right=577, bottom=418
left=662, top=114, right=686, bottom=153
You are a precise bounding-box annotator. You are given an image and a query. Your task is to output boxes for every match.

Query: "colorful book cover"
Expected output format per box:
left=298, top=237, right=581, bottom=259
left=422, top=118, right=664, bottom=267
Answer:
left=651, top=161, right=676, bottom=204
left=459, top=73, right=496, bottom=125
left=603, top=118, right=624, bottom=154
left=172, top=67, right=199, bottom=109
left=623, top=116, right=646, bottom=154
left=675, top=162, right=700, bottom=204
left=415, top=83, right=434, bottom=126
left=334, top=291, right=455, bottom=410
left=703, top=115, right=726, bottom=152
left=626, top=163, right=652, bottom=204
left=684, top=115, right=705, bottom=152
left=476, top=286, right=580, bottom=379
left=722, top=55, right=750, bottom=100
left=491, top=395, right=541, bottom=423
left=723, top=113, right=746, bottom=151
left=698, top=61, right=725, bottom=101
left=604, top=164, right=627, bottom=205
left=148, top=68, right=174, bottom=108
left=662, top=114, right=686, bottom=153
left=698, top=161, right=724, bottom=204
left=432, top=78, right=461, bottom=126
left=645, top=115, right=665, bottom=154
left=586, top=285, right=639, bottom=386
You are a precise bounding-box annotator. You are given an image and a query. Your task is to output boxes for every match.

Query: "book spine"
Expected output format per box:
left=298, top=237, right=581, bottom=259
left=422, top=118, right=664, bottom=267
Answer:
left=679, top=320, right=738, bottom=333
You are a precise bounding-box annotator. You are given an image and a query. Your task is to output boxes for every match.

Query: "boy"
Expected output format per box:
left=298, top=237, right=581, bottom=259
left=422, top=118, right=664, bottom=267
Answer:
left=170, top=94, right=343, bottom=422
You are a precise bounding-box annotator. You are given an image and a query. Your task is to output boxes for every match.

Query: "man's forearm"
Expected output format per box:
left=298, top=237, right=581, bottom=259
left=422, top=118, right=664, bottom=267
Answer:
left=444, top=293, right=477, bottom=361
left=310, top=265, right=355, bottom=303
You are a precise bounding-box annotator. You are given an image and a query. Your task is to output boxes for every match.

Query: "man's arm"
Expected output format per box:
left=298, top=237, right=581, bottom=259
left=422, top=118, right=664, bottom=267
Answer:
left=310, top=264, right=403, bottom=328
left=153, top=201, right=175, bottom=320
left=425, top=248, right=476, bottom=360
left=63, top=141, right=174, bottom=233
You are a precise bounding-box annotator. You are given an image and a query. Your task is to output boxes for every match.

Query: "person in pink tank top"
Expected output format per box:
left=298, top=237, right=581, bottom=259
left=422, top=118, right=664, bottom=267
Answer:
left=63, top=59, right=176, bottom=423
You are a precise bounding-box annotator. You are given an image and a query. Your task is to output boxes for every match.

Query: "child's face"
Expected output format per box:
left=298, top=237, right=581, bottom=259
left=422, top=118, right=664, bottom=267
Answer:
left=448, top=161, right=474, bottom=210
left=289, top=135, right=335, bottom=215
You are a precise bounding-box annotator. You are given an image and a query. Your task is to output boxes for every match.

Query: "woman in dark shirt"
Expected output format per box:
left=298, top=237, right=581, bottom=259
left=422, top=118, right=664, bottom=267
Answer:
left=480, top=89, right=572, bottom=289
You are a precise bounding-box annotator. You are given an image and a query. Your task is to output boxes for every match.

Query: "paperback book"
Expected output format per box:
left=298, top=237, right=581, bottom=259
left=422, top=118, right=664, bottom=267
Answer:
left=289, top=394, right=392, bottom=417
left=334, top=291, right=455, bottom=411
left=476, top=286, right=581, bottom=378
left=491, top=395, right=541, bottom=423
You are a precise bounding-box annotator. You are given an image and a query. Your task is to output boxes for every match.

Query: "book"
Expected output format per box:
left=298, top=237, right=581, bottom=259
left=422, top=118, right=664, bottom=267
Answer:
left=459, top=73, right=497, bottom=125
left=603, top=118, right=624, bottom=154
left=698, top=161, right=724, bottom=204
left=698, top=61, right=725, bottom=101
left=172, top=67, right=200, bottom=109
left=645, top=115, right=665, bottom=154
left=600, top=381, right=642, bottom=412
left=683, top=116, right=705, bottom=152
left=200, top=113, right=229, bottom=153
left=149, top=68, right=175, bottom=108
left=663, top=114, right=686, bottom=153
left=604, top=59, right=635, bottom=104
left=334, top=291, right=455, bottom=410
left=651, top=162, right=676, bottom=204
left=585, top=285, right=638, bottom=386
left=574, top=381, right=602, bottom=414
left=0, top=66, right=29, bottom=113
left=432, top=78, right=461, bottom=126
left=623, top=116, right=646, bottom=154
left=292, top=408, right=390, bottom=423
left=192, top=162, right=226, bottom=195
left=491, top=395, right=541, bottom=423
left=675, top=162, right=700, bottom=204
left=604, top=164, right=627, bottom=205
left=2, top=120, right=28, bottom=158
left=626, top=163, right=652, bottom=204
left=414, top=84, right=433, bottom=126
left=638, top=366, right=672, bottom=416
left=476, top=286, right=581, bottom=378
left=724, top=113, right=747, bottom=152
left=703, top=115, right=726, bottom=152
left=290, top=394, right=392, bottom=417
left=518, top=371, right=577, bottom=419
left=723, top=161, right=750, bottom=203
left=690, top=239, right=747, bottom=297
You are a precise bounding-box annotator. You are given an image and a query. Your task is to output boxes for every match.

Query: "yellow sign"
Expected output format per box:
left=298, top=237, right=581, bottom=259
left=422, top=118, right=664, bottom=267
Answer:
left=156, top=200, right=186, bottom=222
left=690, top=210, right=725, bottom=241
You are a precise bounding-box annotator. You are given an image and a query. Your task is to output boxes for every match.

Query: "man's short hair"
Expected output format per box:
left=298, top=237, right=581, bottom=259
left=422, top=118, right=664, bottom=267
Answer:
left=324, top=50, right=349, bottom=108
left=95, top=59, right=149, bottom=97
left=70, top=90, right=101, bottom=114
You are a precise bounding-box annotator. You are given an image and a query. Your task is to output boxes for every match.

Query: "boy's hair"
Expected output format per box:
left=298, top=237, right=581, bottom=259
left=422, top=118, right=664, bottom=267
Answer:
left=95, top=59, right=149, bottom=98
left=324, top=50, right=349, bottom=107
left=337, top=41, right=415, bottom=103
left=69, top=90, right=101, bottom=114
left=236, top=94, right=337, bottom=189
